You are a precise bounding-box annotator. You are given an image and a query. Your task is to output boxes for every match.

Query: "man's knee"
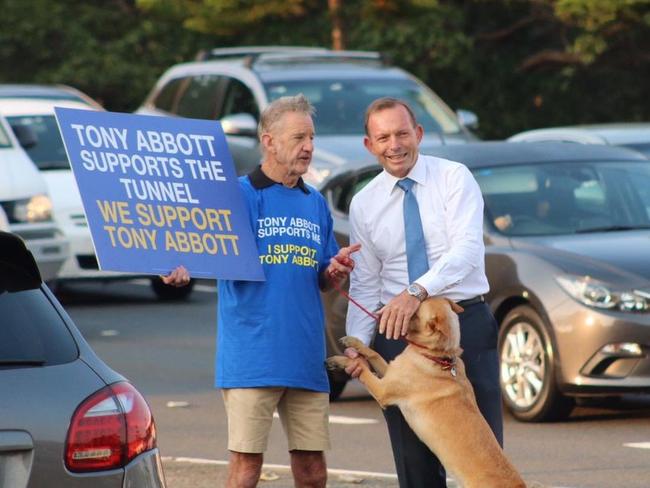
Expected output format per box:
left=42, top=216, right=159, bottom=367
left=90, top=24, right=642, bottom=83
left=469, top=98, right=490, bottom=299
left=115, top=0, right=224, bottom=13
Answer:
left=290, top=450, right=327, bottom=487
left=228, top=452, right=263, bottom=488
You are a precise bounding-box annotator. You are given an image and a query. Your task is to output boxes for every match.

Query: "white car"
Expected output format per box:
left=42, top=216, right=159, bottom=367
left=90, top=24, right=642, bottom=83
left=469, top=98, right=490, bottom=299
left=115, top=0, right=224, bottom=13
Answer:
left=0, top=93, right=193, bottom=299
left=0, top=111, right=68, bottom=281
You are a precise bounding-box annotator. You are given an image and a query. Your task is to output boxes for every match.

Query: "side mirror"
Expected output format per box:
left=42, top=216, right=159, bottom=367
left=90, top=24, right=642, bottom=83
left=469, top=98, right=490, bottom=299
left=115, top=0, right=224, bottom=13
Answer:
left=456, top=109, right=479, bottom=130
left=11, top=124, right=38, bottom=149
left=220, top=113, right=258, bottom=137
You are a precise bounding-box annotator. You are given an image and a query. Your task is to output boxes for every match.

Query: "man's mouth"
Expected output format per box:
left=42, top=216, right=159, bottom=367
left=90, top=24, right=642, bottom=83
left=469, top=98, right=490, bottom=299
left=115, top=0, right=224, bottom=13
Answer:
left=386, top=152, right=406, bottom=162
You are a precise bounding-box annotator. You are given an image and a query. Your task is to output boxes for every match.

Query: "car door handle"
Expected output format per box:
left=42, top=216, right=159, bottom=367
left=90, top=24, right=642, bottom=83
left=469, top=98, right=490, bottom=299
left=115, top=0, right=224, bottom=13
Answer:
left=0, top=431, right=33, bottom=452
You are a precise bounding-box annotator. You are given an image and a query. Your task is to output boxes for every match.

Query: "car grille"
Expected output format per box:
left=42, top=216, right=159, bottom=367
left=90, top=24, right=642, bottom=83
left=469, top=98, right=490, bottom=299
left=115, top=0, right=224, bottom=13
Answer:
left=70, top=213, right=87, bottom=227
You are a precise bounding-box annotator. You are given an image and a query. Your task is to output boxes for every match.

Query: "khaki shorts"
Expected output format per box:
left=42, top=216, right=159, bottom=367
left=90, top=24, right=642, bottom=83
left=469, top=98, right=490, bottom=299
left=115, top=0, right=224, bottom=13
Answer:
left=221, top=387, right=330, bottom=453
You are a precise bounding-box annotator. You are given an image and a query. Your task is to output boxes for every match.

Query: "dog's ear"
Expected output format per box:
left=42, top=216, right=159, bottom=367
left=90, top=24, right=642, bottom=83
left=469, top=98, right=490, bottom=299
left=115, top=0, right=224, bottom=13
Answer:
left=446, top=298, right=464, bottom=315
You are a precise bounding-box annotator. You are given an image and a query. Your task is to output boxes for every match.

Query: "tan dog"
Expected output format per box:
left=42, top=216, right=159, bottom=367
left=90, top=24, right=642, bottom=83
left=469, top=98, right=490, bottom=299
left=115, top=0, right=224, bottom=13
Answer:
left=327, top=297, right=526, bottom=488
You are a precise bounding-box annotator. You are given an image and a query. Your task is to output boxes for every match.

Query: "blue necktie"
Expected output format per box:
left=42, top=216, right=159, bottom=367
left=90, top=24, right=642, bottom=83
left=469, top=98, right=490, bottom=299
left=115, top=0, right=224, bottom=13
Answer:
left=396, top=178, right=429, bottom=282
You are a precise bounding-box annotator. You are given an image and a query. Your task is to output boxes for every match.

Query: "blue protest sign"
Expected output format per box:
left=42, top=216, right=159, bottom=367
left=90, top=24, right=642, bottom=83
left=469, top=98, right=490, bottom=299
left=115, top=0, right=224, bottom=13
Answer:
left=55, top=108, right=264, bottom=281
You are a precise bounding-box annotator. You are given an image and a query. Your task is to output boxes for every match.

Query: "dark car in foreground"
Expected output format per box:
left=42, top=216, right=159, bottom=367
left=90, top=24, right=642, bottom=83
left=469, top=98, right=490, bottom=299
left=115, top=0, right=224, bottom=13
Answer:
left=0, top=232, right=166, bottom=486
left=322, top=142, right=650, bottom=421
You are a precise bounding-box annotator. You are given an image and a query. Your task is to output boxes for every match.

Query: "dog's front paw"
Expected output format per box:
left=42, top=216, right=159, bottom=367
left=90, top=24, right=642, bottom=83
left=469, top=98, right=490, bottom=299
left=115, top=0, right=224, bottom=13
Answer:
left=339, top=336, right=365, bottom=350
left=326, top=355, right=350, bottom=371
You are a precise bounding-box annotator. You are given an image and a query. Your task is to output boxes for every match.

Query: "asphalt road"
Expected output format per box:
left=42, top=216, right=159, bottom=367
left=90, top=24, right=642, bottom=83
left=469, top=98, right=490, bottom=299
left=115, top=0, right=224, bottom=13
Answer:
left=58, top=280, right=650, bottom=488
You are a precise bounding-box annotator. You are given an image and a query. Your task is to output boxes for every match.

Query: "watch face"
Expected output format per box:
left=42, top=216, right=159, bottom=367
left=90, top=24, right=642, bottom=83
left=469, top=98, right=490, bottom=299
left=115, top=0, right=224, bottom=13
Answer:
left=408, top=284, right=420, bottom=296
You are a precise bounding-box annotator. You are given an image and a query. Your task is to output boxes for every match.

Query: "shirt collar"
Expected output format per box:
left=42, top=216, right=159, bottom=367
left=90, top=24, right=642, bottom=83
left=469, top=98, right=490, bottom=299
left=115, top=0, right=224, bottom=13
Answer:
left=381, top=154, right=426, bottom=196
left=248, top=165, right=310, bottom=194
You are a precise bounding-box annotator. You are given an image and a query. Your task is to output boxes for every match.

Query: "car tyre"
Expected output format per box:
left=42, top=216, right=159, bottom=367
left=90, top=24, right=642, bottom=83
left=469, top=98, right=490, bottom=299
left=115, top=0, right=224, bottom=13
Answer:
left=327, top=369, right=348, bottom=401
left=498, top=305, right=574, bottom=422
left=151, top=276, right=195, bottom=301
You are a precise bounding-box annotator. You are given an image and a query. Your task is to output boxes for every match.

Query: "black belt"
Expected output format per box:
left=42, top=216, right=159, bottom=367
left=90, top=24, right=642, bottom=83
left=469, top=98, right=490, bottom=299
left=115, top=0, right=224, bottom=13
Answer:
left=456, top=295, right=484, bottom=308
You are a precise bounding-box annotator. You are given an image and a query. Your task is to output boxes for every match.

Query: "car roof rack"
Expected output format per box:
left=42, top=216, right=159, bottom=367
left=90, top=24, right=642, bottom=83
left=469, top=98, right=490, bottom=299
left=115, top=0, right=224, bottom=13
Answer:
left=194, top=46, right=329, bottom=62
left=194, top=46, right=388, bottom=68
left=251, top=50, right=386, bottom=67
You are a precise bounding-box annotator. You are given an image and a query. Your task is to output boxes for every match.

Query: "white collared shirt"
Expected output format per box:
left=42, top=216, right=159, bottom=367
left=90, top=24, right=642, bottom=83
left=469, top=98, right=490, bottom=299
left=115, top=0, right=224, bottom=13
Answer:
left=346, top=154, right=489, bottom=345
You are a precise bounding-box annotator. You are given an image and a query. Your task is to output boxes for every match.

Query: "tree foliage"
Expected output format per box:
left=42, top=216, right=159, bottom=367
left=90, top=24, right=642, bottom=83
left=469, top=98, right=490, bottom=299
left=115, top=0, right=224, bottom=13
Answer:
left=1, top=0, right=649, bottom=137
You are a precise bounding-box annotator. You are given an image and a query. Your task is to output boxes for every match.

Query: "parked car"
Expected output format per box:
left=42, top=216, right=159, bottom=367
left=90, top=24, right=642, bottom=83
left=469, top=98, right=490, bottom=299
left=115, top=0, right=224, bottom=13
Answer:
left=0, top=205, right=8, bottom=231
left=0, top=86, right=193, bottom=300
left=0, top=83, right=103, bottom=109
left=321, top=141, right=650, bottom=420
left=0, top=110, right=68, bottom=281
left=509, top=123, right=650, bottom=157
left=0, top=231, right=166, bottom=486
left=137, top=46, right=479, bottom=185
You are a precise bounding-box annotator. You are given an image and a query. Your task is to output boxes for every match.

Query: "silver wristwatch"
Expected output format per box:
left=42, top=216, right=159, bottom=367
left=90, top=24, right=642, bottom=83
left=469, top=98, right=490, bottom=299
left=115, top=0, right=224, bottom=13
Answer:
left=406, top=283, right=428, bottom=302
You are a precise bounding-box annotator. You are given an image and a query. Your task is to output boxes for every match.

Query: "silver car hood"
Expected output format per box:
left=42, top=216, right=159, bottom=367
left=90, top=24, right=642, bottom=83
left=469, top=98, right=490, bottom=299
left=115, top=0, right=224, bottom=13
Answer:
left=512, top=230, right=650, bottom=288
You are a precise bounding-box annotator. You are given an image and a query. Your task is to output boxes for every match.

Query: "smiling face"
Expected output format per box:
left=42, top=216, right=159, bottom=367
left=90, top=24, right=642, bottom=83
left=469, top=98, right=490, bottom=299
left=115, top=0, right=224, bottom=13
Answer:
left=263, top=111, right=315, bottom=178
left=364, top=104, right=423, bottom=178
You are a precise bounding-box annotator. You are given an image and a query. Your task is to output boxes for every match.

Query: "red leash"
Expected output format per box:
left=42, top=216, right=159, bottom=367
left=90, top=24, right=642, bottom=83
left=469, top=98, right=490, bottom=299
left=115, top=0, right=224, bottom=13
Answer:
left=330, top=278, right=380, bottom=322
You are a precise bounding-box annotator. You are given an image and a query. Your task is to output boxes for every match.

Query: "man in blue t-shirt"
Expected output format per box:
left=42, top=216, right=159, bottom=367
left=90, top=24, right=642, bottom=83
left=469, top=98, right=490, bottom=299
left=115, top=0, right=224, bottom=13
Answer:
left=164, top=94, right=360, bottom=488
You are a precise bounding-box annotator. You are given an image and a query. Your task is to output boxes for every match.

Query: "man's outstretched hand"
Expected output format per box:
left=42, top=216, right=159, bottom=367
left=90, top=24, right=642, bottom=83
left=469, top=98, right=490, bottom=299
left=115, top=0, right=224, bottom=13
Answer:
left=325, top=243, right=362, bottom=286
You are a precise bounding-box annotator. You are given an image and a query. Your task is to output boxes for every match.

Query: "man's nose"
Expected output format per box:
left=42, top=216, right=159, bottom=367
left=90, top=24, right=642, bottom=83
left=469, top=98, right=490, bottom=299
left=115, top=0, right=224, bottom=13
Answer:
left=303, top=138, right=314, bottom=152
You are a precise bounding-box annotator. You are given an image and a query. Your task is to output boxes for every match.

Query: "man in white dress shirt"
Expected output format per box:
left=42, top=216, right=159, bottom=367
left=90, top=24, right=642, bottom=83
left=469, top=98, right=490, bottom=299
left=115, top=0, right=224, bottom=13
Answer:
left=344, top=98, right=502, bottom=488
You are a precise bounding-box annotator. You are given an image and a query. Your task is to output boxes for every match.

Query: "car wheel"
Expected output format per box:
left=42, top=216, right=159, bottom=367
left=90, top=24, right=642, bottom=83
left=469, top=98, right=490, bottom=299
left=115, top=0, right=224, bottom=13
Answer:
left=327, top=369, right=348, bottom=401
left=498, top=305, right=574, bottom=422
left=150, top=276, right=195, bottom=301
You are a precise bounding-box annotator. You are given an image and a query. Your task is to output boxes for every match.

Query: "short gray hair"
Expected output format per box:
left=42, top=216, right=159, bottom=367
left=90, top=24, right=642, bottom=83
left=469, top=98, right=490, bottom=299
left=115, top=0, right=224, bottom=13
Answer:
left=258, top=94, right=315, bottom=140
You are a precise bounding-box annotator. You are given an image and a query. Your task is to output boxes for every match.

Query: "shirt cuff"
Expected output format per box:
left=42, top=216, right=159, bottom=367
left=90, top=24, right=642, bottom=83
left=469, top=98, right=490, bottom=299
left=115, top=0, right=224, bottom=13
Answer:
left=415, top=275, right=449, bottom=298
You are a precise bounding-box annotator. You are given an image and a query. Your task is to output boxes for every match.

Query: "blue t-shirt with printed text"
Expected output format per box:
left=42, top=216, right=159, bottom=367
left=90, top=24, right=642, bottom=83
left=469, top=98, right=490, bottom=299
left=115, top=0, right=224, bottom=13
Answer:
left=216, top=175, right=339, bottom=392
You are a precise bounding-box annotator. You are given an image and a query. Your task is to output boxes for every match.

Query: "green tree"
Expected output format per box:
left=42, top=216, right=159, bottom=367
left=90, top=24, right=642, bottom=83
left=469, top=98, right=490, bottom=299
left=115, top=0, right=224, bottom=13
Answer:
left=0, top=0, right=210, bottom=111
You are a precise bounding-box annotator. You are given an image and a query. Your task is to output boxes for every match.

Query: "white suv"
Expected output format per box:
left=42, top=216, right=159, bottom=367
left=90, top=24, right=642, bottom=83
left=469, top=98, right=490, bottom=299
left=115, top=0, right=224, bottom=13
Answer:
left=0, top=88, right=193, bottom=299
left=137, top=46, right=479, bottom=188
left=0, top=111, right=68, bottom=281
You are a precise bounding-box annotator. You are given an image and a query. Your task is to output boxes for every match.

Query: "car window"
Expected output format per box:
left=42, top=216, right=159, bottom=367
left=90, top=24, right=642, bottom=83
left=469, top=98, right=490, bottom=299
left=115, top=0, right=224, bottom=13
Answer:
left=1, top=233, right=78, bottom=368
left=220, top=78, right=259, bottom=120
left=7, top=115, right=69, bottom=170
left=175, top=74, right=222, bottom=119
left=474, top=161, right=650, bottom=236
left=264, top=78, right=460, bottom=136
left=0, top=288, right=78, bottom=368
left=152, top=77, right=185, bottom=113
left=0, top=121, right=11, bottom=148
left=329, top=169, right=380, bottom=214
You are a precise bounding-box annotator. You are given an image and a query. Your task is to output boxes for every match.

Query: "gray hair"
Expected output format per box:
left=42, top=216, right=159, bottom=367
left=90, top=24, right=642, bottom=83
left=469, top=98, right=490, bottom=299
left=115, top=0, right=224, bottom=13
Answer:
left=258, top=94, right=315, bottom=141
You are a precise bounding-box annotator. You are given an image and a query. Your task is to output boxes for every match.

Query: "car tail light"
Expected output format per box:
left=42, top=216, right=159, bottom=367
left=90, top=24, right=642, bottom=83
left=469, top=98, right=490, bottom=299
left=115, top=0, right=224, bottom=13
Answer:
left=65, top=382, right=157, bottom=472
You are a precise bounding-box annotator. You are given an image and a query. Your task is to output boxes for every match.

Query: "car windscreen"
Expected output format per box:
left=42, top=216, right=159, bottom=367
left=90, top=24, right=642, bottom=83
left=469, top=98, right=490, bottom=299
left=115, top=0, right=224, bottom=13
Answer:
left=0, top=288, right=78, bottom=368
left=7, top=114, right=70, bottom=170
left=263, top=78, right=462, bottom=136
left=474, top=161, right=650, bottom=236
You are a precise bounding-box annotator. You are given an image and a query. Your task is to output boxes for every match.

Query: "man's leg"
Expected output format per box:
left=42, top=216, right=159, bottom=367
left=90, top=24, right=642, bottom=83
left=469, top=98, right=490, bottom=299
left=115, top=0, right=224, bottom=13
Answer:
left=373, top=334, right=446, bottom=488
left=222, top=388, right=283, bottom=487
left=227, top=452, right=263, bottom=488
left=458, top=302, right=504, bottom=445
left=290, top=450, right=327, bottom=488
left=278, top=389, right=330, bottom=488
